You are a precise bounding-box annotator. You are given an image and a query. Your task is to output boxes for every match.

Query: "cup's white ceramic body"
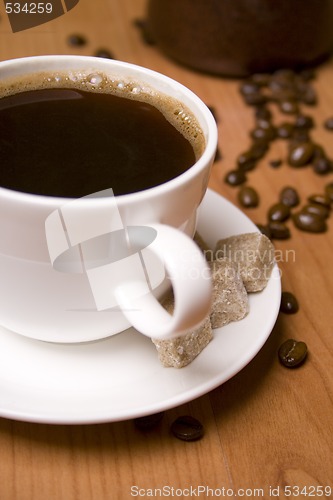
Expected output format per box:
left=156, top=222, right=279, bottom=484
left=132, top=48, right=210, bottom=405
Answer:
left=0, top=56, right=218, bottom=343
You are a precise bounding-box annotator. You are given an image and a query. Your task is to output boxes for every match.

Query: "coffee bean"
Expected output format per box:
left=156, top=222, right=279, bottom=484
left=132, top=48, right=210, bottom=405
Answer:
left=94, top=48, right=115, bottom=59
left=255, top=105, right=272, bottom=120
left=256, top=118, right=273, bottom=130
left=292, top=211, right=327, bottom=233
left=277, top=122, right=294, bottom=139
left=224, top=169, right=247, bottom=186
left=250, top=125, right=276, bottom=142
left=302, top=203, right=330, bottom=219
left=294, top=114, right=314, bottom=129
left=307, top=193, right=331, bottom=209
left=238, top=186, right=259, bottom=207
left=273, top=69, right=296, bottom=83
left=252, top=74, right=271, bottom=87
left=273, top=89, right=297, bottom=103
left=240, top=81, right=261, bottom=96
left=294, top=77, right=308, bottom=91
left=269, top=79, right=292, bottom=95
left=134, top=412, right=164, bottom=430
left=268, top=203, right=291, bottom=222
left=237, top=160, right=257, bottom=172
left=256, top=223, right=272, bottom=239
left=214, top=147, right=222, bottom=162
left=67, top=34, right=88, bottom=46
left=171, top=415, right=204, bottom=441
left=279, top=100, right=299, bottom=115
left=249, top=141, right=269, bottom=160
left=269, top=159, right=282, bottom=168
left=280, top=291, right=299, bottom=314
left=244, top=92, right=267, bottom=106
left=298, top=85, right=317, bottom=105
left=237, top=150, right=257, bottom=169
left=324, top=116, right=333, bottom=130
left=207, top=106, right=218, bottom=123
left=279, top=186, right=300, bottom=207
left=278, top=339, right=308, bottom=368
left=268, top=221, right=291, bottom=239
left=312, top=157, right=333, bottom=175
left=292, top=128, right=310, bottom=143
left=288, top=142, right=315, bottom=167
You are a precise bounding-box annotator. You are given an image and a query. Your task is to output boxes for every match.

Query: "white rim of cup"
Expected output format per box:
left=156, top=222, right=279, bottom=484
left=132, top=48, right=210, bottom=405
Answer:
left=0, top=55, right=218, bottom=208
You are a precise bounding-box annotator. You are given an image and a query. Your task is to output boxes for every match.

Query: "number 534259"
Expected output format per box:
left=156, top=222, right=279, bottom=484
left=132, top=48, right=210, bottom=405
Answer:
left=5, top=3, right=53, bottom=14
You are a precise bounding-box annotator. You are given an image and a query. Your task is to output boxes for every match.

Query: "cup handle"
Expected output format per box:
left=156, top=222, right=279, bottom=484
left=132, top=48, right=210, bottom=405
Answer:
left=114, top=223, right=212, bottom=339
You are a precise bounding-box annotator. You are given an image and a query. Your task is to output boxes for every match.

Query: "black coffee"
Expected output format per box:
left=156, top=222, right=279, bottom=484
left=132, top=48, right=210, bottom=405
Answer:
left=0, top=72, right=204, bottom=197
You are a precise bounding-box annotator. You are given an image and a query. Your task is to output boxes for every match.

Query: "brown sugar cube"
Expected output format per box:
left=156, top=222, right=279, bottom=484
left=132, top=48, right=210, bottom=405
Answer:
left=151, top=294, right=213, bottom=368
left=214, top=232, right=276, bottom=292
left=194, top=232, right=213, bottom=261
left=209, top=258, right=249, bottom=328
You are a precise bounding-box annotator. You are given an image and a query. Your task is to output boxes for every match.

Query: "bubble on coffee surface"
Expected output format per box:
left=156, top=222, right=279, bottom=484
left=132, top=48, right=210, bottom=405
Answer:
left=86, top=73, right=104, bottom=87
left=0, top=70, right=205, bottom=160
left=131, top=85, right=142, bottom=95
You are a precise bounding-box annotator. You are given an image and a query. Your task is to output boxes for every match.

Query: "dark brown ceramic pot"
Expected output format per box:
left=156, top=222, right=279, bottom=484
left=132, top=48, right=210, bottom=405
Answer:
left=147, top=0, right=333, bottom=77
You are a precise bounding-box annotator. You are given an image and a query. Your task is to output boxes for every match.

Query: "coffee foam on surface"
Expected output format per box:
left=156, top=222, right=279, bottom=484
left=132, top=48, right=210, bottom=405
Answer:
left=0, top=70, right=205, bottom=159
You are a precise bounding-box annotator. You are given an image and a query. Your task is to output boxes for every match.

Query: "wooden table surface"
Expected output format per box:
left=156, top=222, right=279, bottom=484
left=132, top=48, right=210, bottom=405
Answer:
left=0, top=1, right=332, bottom=499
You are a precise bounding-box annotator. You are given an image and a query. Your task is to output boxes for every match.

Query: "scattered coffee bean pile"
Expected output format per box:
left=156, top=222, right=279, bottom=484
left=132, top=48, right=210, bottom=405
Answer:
left=219, top=71, right=323, bottom=372
left=222, top=69, right=333, bottom=237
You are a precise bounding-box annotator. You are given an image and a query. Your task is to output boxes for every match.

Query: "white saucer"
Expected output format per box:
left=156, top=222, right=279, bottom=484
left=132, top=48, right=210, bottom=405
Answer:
left=0, top=189, right=281, bottom=424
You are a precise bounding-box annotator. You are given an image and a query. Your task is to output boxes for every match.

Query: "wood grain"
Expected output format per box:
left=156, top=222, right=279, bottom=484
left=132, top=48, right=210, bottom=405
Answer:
left=0, top=0, right=333, bottom=499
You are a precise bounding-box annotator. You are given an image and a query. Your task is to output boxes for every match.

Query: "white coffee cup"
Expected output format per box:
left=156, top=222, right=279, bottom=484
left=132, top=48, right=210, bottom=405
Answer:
left=0, top=56, right=218, bottom=343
